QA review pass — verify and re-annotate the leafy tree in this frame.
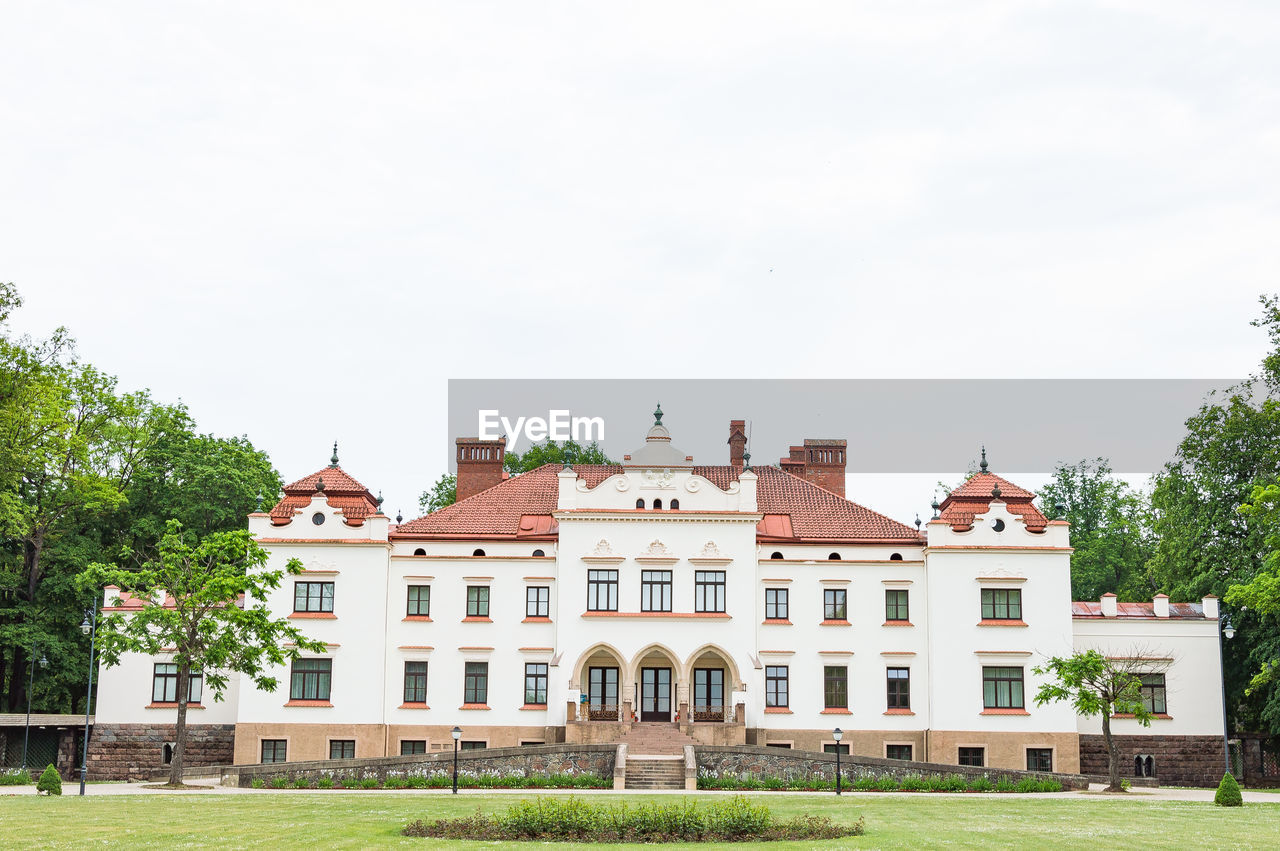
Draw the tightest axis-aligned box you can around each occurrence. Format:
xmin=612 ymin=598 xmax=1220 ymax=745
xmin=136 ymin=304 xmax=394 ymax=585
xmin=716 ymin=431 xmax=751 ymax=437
xmin=1040 ymin=459 xmax=1153 ymax=601
xmin=418 ymin=473 xmax=456 ymax=514
xmin=81 ymin=521 xmax=327 ymax=786
xmin=417 ymin=440 xmax=615 ymax=514
xmin=1033 ymin=649 xmax=1170 ymax=791
xmin=1226 ymin=483 xmax=1280 ymax=713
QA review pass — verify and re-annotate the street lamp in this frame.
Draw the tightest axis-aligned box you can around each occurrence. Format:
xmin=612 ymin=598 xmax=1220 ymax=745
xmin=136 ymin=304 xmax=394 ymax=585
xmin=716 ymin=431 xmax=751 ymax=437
xmin=1219 ymin=611 xmax=1236 ymax=775
xmin=21 ymin=646 xmax=49 ymax=770
xmin=832 ymin=728 xmax=843 ymax=796
xmin=79 ymin=606 xmax=98 ymax=797
xmin=451 ymin=726 xmax=462 ymax=794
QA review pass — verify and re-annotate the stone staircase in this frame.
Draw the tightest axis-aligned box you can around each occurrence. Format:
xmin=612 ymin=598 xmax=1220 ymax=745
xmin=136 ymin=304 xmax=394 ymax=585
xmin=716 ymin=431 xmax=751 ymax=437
xmin=620 ymin=722 xmax=697 ymax=755
xmin=624 ymin=756 xmax=687 ymax=790
xmin=618 ymin=723 xmax=697 ymax=790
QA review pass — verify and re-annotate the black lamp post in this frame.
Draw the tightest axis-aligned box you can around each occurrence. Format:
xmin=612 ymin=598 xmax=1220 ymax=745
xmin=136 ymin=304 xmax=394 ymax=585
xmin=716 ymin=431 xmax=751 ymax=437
xmin=21 ymin=646 xmax=50 ymax=770
xmin=79 ymin=606 xmax=98 ymax=797
xmin=832 ymin=728 xmax=843 ymax=795
xmin=451 ymin=726 xmax=462 ymax=794
xmin=1219 ymin=611 xmax=1236 ymax=774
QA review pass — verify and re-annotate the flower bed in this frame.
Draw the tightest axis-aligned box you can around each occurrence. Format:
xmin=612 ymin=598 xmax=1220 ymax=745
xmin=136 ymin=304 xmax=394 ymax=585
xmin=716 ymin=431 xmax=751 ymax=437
xmin=248 ymin=771 xmax=611 ymax=790
xmin=697 ymin=770 xmax=1062 ymax=793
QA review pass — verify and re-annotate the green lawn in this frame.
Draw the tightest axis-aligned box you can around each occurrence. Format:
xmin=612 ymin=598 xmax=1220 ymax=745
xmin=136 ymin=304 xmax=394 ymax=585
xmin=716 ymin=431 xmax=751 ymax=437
xmin=1 ymin=791 xmax=1278 ymax=849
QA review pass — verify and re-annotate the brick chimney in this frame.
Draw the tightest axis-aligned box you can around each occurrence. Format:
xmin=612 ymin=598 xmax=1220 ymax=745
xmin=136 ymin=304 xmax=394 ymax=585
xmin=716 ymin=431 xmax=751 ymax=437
xmin=455 ymin=437 xmax=506 ymax=502
xmin=728 ymin=420 xmax=747 ymax=471
xmin=778 ymin=439 xmax=847 ymax=497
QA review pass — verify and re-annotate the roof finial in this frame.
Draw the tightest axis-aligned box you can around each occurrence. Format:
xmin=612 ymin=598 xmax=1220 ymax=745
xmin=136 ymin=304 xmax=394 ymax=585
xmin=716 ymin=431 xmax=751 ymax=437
xmin=743 ymin=450 xmax=751 ymax=470
xmin=376 ymin=490 xmax=384 ymax=512
xmin=395 ymin=509 xmax=403 ymax=524
xmin=979 ymin=445 xmax=988 ymax=473
xmin=1054 ymin=502 xmax=1066 ymax=521
xmin=930 ymin=496 xmax=940 ymax=519
xmin=563 ymin=442 xmax=575 ymax=470
xmin=330 ymin=441 xmax=340 ymax=468
xmin=316 ymin=476 xmax=325 ymax=493
xmin=653 ymin=402 xmax=663 ymax=425
xmin=914 ymin=513 xmax=922 ymax=531
xmin=992 ymin=483 xmax=1002 ymax=499
xmin=255 ymin=491 xmax=263 ymax=512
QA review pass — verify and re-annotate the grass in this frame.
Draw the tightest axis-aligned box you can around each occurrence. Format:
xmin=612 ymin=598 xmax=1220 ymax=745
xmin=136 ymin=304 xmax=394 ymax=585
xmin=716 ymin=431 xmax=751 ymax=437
xmin=0 ymin=791 xmax=1278 ymax=848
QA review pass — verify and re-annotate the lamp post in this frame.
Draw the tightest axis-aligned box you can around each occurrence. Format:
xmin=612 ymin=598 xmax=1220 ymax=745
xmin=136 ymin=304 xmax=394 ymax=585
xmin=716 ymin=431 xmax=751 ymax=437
xmin=451 ymin=726 xmax=462 ymax=794
xmin=1219 ymin=612 xmax=1236 ymax=775
xmin=79 ymin=606 xmax=98 ymax=797
xmin=832 ymin=728 xmax=843 ymax=795
xmin=21 ymin=646 xmax=50 ymax=770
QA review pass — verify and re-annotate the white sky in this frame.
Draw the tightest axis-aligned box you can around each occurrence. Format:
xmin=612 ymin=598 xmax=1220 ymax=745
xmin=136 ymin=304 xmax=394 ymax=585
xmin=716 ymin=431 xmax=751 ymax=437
xmin=3 ymin=2 xmax=1278 ymax=525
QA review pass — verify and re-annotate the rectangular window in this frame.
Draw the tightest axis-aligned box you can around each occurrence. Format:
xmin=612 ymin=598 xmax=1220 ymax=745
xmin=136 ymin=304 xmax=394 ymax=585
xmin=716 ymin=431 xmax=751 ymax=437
xmin=981 ymin=588 xmax=1022 ymax=620
xmin=765 ymin=743 xmax=792 ymax=749
xmin=294 ymin=581 xmax=334 ymax=613
xmin=400 ymin=740 xmax=426 ymax=755
xmin=464 ymin=661 xmax=488 ymax=704
xmin=641 ymin=570 xmax=673 ymax=612
xmin=1140 ymin=674 xmax=1167 ymax=714
xmin=695 ymin=571 xmax=726 ymax=613
xmin=260 ymin=739 xmax=287 ymax=763
xmin=885 ymin=589 xmax=909 ymax=622
xmin=329 ymin=740 xmax=355 ymax=760
xmin=525 ymin=586 xmax=550 ymax=618
xmin=290 ymin=658 xmax=332 ymax=701
xmin=525 ymin=662 xmax=548 ymax=705
xmin=460 ymin=741 xmax=486 ymax=750
xmin=151 ymin=663 xmax=202 ymax=703
xmin=403 ymin=661 xmax=428 ymax=703
xmin=886 ymin=744 xmax=913 ymax=761
xmin=1027 ymin=748 xmax=1053 ymax=772
xmin=824 ymin=588 xmax=847 ymax=621
xmin=587 ymin=570 xmax=619 ymax=612
xmin=466 ymin=585 xmax=490 ymax=617
xmin=824 ymin=666 xmax=849 ymax=709
xmin=958 ymin=747 xmax=985 ymax=767
xmin=982 ymin=666 xmax=1025 ymax=709
xmin=764 ymin=587 xmax=788 ymax=620
xmin=823 ymin=743 xmax=850 ymax=755
xmin=887 ymin=667 xmax=911 ymax=710
xmin=765 ymin=665 xmax=789 ymax=708
xmin=407 ymin=585 xmax=430 ymax=616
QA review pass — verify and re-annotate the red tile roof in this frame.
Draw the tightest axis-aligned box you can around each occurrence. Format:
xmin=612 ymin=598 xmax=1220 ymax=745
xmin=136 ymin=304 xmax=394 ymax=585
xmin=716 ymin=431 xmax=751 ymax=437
xmin=395 ymin=464 xmax=921 ymax=543
xmin=1072 ymin=601 xmax=1206 ymax=619
xmin=937 ymin=472 xmax=1047 ymax=532
xmin=270 ymin=465 xmax=380 ymax=527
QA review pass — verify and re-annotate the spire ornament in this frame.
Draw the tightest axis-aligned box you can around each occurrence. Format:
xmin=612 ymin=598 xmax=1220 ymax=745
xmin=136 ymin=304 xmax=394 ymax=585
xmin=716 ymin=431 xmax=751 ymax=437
xmin=914 ymin=514 xmax=922 ymax=531
xmin=255 ymin=491 xmax=263 ymax=512
xmin=743 ymin=450 xmax=751 ymax=470
xmin=979 ymin=445 xmax=989 ymax=473
xmin=330 ymin=441 xmax=339 ymax=468
xmin=930 ymin=496 xmax=940 ymax=519
xmin=653 ymin=402 xmax=663 ymax=425
xmin=992 ymin=484 xmax=1002 ymax=500
xmin=316 ymin=476 xmax=325 ymax=493
xmin=376 ymin=490 xmax=384 ymax=512
xmin=396 ymin=509 xmax=403 ymax=524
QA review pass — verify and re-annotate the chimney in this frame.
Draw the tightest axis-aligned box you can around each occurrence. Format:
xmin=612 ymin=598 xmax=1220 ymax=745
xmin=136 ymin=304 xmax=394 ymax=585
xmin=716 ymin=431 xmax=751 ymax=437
xmin=1202 ymin=594 xmax=1220 ymax=620
xmin=1153 ymin=594 xmax=1170 ymax=618
xmin=455 ymin=437 xmax=506 ymax=502
xmin=728 ymin=420 xmax=747 ymax=471
xmin=777 ymin=439 xmax=849 ymax=497
xmin=1101 ymin=592 xmax=1118 ymax=618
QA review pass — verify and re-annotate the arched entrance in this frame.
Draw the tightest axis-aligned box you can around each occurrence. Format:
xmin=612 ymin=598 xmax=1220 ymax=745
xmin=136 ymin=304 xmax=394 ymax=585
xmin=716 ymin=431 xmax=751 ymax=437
xmin=572 ymin=643 xmax=626 ymax=721
xmin=630 ymin=644 xmax=681 ymax=722
xmin=684 ymin=645 xmax=742 ymax=723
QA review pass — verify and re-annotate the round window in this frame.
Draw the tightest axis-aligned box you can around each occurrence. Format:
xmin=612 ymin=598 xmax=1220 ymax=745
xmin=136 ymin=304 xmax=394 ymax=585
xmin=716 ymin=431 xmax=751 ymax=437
xmin=992 ymin=518 xmax=1005 ymax=532
xmin=311 ymin=512 xmax=325 ymax=526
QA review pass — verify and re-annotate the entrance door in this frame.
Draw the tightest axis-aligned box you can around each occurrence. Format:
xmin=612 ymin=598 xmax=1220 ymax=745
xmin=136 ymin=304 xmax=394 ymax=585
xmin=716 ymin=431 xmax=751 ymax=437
xmin=693 ymin=668 xmax=724 ymax=721
xmin=588 ymin=666 xmax=619 ymax=720
xmin=641 ymin=667 xmax=672 ymax=721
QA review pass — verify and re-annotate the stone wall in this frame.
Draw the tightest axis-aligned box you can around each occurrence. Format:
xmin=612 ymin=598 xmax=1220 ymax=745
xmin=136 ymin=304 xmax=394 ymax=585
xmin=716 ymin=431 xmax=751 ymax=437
xmin=696 ymin=745 xmax=1088 ymax=790
xmin=88 ymin=723 xmax=236 ymax=781
xmin=1079 ymin=734 xmax=1223 ymax=787
xmin=222 ymin=743 xmax=617 ymax=787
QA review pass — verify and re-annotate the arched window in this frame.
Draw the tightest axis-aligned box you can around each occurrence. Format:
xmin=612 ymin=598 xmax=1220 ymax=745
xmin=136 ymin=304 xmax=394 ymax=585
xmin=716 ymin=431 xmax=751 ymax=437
xmin=889 ymin=553 xmax=903 ymax=561
xmin=828 ymin=552 xmax=840 ymax=560
xmin=770 ymin=552 xmax=784 ymax=560
xmin=532 ymin=549 xmax=545 ymax=558
xmin=472 ymin=548 xmax=486 ymax=557
xmin=636 ymin=498 xmax=645 ymax=509
xmin=670 ymin=499 xmax=679 ymax=510
xmin=413 ymin=548 xmax=426 ymax=557
xmin=653 ymin=499 xmax=662 ymax=510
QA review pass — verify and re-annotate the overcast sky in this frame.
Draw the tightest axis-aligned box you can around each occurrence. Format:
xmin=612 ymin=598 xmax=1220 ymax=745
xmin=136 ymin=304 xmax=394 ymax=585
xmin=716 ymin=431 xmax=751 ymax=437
xmin=3 ymin=2 xmax=1278 ymax=525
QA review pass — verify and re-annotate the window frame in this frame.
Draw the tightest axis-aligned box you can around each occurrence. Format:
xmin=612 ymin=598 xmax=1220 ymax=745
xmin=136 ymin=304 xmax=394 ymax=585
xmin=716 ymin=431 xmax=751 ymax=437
xmin=400 ymin=740 xmax=426 ymax=755
xmin=886 ymin=667 xmax=911 ymax=710
xmin=466 ymin=585 xmax=490 ymax=617
xmin=329 ymin=739 xmax=355 ymax=760
xmin=885 ymin=589 xmax=909 ymax=622
xmin=695 ymin=570 xmax=726 ymax=613
xmin=1026 ymin=748 xmax=1053 ymax=772
xmin=823 ymin=665 xmax=849 ymax=710
xmin=765 ymin=665 xmax=789 ymax=708
xmin=407 ymin=585 xmax=431 ymax=617
xmin=982 ymin=666 xmax=1025 ymax=709
xmin=525 ymin=585 xmax=550 ymax=618
xmin=290 ymin=658 xmax=332 ymax=701
xmin=151 ymin=663 xmax=202 ymax=704
xmin=641 ymin=570 xmax=673 ymax=612
xmin=294 ymin=581 xmax=334 ymax=613
xmin=886 ymin=744 xmax=913 ymax=761
xmin=765 ymin=587 xmax=788 ymax=620
xmin=260 ymin=739 xmax=287 ymax=763
xmin=958 ymin=747 xmax=985 ymax=767
xmin=823 ymin=743 xmax=850 ymax=755
xmin=403 ymin=660 xmax=428 ymax=704
xmin=524 ymin=662 xmax=549 ymax=705
xmin=587 ymin=569 xmax=619 ymax=612
xmin=1139 ymin=673 xmax=1167 ymax=714
xmin=464 ymin=661 xmax=489 ymax=705
xmin=981 ymin=588 xmax=1022 ymax=620
xmin=823 ymin=588 xmax=847 ymax=621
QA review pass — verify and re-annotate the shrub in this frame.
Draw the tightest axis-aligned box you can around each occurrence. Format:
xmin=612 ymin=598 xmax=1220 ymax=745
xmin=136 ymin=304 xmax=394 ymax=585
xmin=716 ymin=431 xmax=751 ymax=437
xmin=359 ymin=776 xmax=380 ymax=789
xmin=404 ymin=775 xmax=428 ymax=789
xmin=270 ymin=777 xmax=290 ymax=789
xmin=36 ymin=764 xmax=62 ymax=796
xmin=943 ymin=775 xmax=969 ymax=792
xmin=899 ymin=775 xmax=927 ymax=792
xmin=995 ymin=777 xmax=1017 ymax=792
xmin=317 ymin=776 xmax=334 ymax=789
xmin=249 ymin=778 xmax=265 ymax=789
xmin=853 ymin=776 xmax=878 ymax=791
xmin=0 ymin=769 xmax=33 ymax=786
xmin=293 ymin=777 xmax=311 ymax=789
xmin=384 ymin=776 xmax=407 ymax=789
xmin=1215 ymin=773 xmax=1243 ymax=807
xmin=968 ymin=776 xmax=994 ymax=792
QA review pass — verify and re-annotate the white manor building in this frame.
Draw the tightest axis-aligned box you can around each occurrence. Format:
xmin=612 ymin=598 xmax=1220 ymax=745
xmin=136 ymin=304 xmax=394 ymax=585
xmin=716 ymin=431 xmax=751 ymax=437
xmin=90 ymin=411 xmax=1227 ymax=784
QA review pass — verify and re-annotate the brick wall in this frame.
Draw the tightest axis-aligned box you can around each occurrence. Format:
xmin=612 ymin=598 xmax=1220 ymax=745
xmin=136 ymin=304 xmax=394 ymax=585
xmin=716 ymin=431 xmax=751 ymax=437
xmin=88 ymin=723 xmax=236 ymax=781
xmin=1079 ymin=734 xmax=1223 ymax=787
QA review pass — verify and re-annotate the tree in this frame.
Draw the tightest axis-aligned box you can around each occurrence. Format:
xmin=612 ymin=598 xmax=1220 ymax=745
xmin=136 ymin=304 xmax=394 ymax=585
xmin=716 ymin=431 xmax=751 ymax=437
xmin=1040 ymin=459 xmax=1153 ymax=601
xmin=1215 ymin=772 xmax=1243 ymax=806
xmin=1226 ymin=483 xmax=1280 ymax=713
xmin=36 ymin=763 xmax=61 ymax=795
xmin=80 ymin=521 xmax=327 ymax=786
xmin=417 ymin=440 xmax=616 ymax=514
xmin=418 ymin=473 xmax=456 ymax=514
xmin=1033 ymin=649 xmax=1171 ymax=791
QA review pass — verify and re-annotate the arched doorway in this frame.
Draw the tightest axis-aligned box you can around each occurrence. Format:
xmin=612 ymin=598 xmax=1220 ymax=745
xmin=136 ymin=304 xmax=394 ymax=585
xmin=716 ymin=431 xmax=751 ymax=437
xmin=572 ymin=643 xmax=626 ymax=721
xmin=684 ymin=646 xmax=743 ymax=723
xmin=631 ymin=644 xmax=681 ymax=722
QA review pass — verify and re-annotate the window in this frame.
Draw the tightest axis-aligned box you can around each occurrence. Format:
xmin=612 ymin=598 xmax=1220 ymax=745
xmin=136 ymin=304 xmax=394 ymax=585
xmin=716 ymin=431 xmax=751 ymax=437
xmin=532 ymin=549 xmax=545 ymax=557
xmin=526 ymin=586 xmax=550 ymax=618
xmin=823 ymin=743 xmax=850 ymax=755
xmin=1139 ymin=674 xmax=1167 ymax=714
xmin=823 ymin=588 xmax=847 ymax=621
xmin=770 ymin=552 xmax=783 ymax=560
xmin=472 ymin=548 xmax=486 ymax=557
xmin=464 ymin=661 xmax=488 ymax=704
xmin=413 ymin=547 xmax=426 ymax=556
xmin=653 ymin=498 xmax=662 ymax=509
xmin=670 ymin=499 xmax=679 ymax=510
xmin=828 ymin=552 xmax=841 ymax=560
xmin=958 ymin=747 xmax=985 ymax=767
xmin=587 ymin=570 xmax=619 ymax=611
xmin=766 ymin=743 xmax=792 ymax=749
xmin=887 ymin=667 xmax=911 ymax=709
xmin=636 ymin=498 xmax=645 ymax=509
xmin=992 ymin=518 xmax=1006 ymax=533
xmin=311 ymin=512 xmax=325 ymax=525
xmin=294 ymin=581 xmax=334 ymax=613
xmin=981 ymin=588 xmax=1022 ymax=620
xmin=1027 ymin=748 xmax=1053 ymax=772
xmin=889 ymin=552 xmax=903 ymax=561
xmin=407 ymin=585 xmax=430 ymax=616
xmin=151 ymin=663 xmax=202 ymax=704
xmin=765 ymin=588 xmax=788 ymax=620
xmin=886 ymin=744 xmax=913 ymax=761
xmin=641 ymin=571 xmax=672 ymax=612
xmin=329 ymin=740 xmax=355 ymax=760
xmin=400 ymin=740 xmax=426 ymax=755
xmin=885 ymin=589 xmax=909 ymax=622
xmin=290 ymin=658 xmax=332 ymax=701
xmin=403 ymin=661 xmax=428 ymax=703
xmin=824 ymin=666 xmax=848 ymax=709
xmin=588 ymin=666 xmax=619 ymax=711
xmin=460 ymin=741 xmax=486 ymax=750
xmin=695 ymin=571 xmax=726 ymax=613
xmin=982 ymin=666 xmax=1025 ymax=709
xmin=261 ymin=739 xmax=287 ymax=763
xmin=766 ymin=665 xmax=789 ymax=708
xmin=525 ymin=662 xmax=548 ymax=705
xmin=466 ymin=585 xmax=490 ymax=617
